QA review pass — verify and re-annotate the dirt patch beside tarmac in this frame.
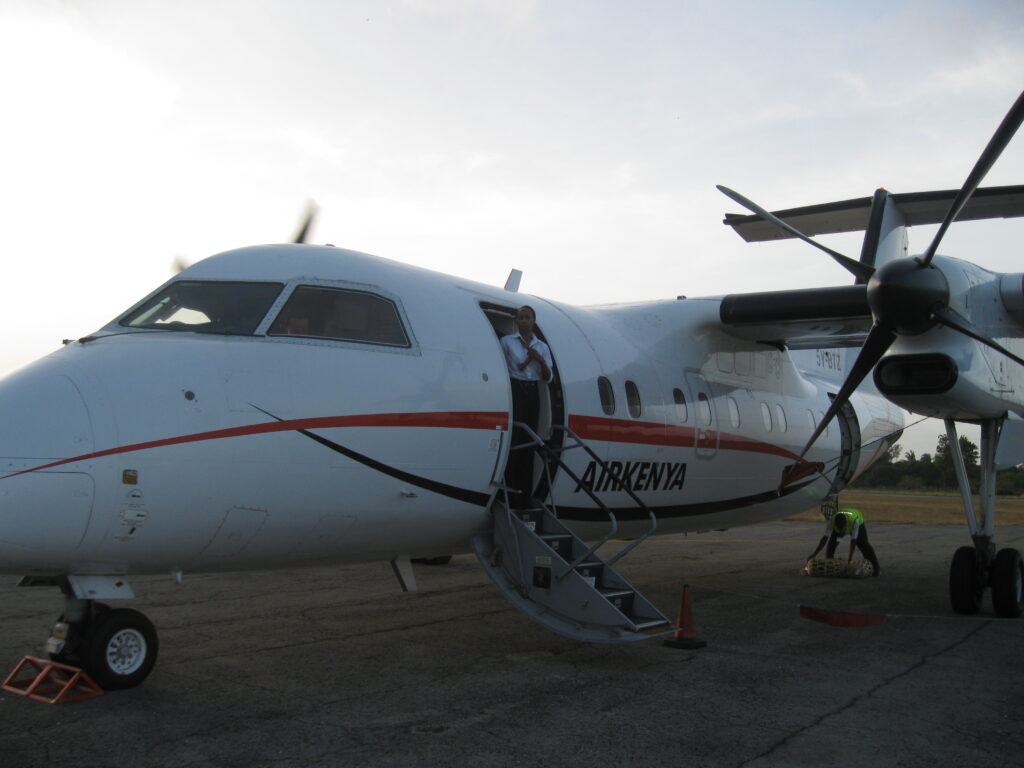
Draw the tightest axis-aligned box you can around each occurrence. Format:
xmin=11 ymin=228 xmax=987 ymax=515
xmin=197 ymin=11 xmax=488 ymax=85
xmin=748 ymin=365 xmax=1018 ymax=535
xmin=786 ymin=488 xmax=1024 ymax=525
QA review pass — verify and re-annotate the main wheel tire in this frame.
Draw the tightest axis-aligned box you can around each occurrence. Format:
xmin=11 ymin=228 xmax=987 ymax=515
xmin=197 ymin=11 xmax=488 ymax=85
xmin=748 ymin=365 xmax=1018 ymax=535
xmin=950 ymin=546 xmax=983 ymax=615
xmin=82 ymin=608 xmax=159 ymax=690
xmin=992 ymin=548 xmax=1024 ymax=619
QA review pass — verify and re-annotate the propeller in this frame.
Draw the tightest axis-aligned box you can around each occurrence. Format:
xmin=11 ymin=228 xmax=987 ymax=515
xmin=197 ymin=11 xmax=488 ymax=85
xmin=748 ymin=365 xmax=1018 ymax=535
xmin=291 ymin=200 xmax=319 ymax=244
xmin=170 ymin=201 xmax=321 ymax=273
xmin=720 ymin=89 xmax=1024 ymax=467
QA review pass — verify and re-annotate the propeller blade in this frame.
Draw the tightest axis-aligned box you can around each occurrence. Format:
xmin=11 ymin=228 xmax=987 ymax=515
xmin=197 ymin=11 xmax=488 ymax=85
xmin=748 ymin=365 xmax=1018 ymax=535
xmin=932 ymin=305 xmax=1024 ymax=368
xmin=291 ymin=201 xmax=319 ymax=244
xmin=921 ymin=89 xmax=1024 ymax=266
xmin=716 ymin=186 xmax=875 ymax=282
xmin=798 ymin=324 xmax=896 ymax=459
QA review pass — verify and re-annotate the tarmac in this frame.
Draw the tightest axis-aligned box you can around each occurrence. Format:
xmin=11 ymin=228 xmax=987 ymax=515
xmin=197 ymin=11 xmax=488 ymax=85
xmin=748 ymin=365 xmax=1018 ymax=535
xmin=1 ymin=521 xmax=1022 ymax=768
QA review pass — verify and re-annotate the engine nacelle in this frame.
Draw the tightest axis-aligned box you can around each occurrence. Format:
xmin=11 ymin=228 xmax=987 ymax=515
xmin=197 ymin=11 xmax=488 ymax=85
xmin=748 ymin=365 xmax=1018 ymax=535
xmin=874 ymin=351 xmax=1016 ymax=420
xmin=1000 ymin=273 xmax=1024 ymax=324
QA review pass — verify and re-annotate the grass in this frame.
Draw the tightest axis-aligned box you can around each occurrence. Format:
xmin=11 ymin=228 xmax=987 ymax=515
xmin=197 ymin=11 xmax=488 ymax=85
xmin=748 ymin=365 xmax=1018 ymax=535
xmin=785 ymin=489 xmax=1024 ymax=525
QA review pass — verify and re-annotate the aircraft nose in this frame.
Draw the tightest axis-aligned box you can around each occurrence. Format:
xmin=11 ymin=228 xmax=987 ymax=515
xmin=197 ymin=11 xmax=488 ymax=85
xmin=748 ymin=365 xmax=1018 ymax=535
xmin=0 ymin=373 xmax=96 ymax=570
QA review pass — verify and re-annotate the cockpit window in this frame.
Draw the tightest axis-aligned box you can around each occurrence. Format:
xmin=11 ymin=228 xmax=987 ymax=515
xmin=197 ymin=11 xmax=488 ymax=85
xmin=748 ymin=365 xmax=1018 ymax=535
xmin=120 ymin=281 xmax=284 ymax=335
xmin=268 ymin=286 xmax=410 ymax=347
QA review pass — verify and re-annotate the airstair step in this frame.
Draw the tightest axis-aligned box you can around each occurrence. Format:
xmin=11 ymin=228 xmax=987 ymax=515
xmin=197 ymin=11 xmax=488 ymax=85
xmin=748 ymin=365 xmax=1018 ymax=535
xmin=514 ymin=509 xmax=543 ymax=532
xmin=478 ymin=445 xmax=673 ymax=643
xmin=575 ymin=562 xmax=603 ymax=587
xmin=600 ymin=588 xmax=635 ymax=614
xmin=541 ymin=534 xmax=573 ymax=559
xmin=599 ymin=588 xmax=633 ymax=599
xmin=632 ymin=618 xmax=671 ymax=632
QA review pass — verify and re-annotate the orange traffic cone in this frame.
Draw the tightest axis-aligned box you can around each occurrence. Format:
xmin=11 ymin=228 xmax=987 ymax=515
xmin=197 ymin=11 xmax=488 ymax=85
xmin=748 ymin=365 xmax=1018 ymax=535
xmin=663 ymin=584 xmax=707 ymax=649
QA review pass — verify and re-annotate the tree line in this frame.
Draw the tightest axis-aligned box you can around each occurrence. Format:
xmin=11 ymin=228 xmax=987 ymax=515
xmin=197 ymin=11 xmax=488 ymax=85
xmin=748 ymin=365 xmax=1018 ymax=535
xmin=853 ymin=434 xmax=1024 ymax=495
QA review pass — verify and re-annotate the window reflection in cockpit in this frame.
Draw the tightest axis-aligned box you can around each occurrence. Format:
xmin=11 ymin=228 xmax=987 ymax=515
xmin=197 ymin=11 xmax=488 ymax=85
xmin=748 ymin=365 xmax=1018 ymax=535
xmin=120 ymin=281 xmax=284 ymax=335
xmin=268 ymin=286 xmax=409 ymax=347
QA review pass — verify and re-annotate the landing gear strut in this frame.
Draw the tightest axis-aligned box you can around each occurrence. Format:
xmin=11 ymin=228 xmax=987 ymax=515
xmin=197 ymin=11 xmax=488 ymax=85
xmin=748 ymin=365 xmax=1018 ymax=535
xmin=946 ymin=418 xmax=1024 ymax=619
xmin=45 ymin=581 xmax=158 ymax=689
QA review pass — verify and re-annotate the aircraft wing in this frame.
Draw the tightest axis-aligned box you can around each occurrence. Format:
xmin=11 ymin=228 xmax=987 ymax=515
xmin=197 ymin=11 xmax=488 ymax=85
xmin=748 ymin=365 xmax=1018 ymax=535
xmin=717 ymin=284 xmax=871 ymax=350
xmin=723 ymin=184 xmax=1024 ymax=242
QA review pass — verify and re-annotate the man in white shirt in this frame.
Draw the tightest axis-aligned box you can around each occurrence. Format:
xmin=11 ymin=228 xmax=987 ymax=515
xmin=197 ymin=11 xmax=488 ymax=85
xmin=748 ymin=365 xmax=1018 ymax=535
xmin=501 ymin=305 xmax=553 ymax=508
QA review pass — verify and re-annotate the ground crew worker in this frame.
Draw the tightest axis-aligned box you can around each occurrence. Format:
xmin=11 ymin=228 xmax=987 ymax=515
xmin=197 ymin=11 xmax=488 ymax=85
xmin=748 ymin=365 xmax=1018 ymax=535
xmin=806 ymin=507 xmax=881 ymax=576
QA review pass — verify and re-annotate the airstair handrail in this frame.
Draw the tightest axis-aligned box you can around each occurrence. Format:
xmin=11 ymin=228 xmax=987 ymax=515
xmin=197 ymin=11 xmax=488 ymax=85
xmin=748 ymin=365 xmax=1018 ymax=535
xmin=510 ymin=421 xmax=619 ymax=577
xmin=549 ymin=424 xmax=658 ymax=567
xmin=509 ymin=421 xmax=660 ymax=574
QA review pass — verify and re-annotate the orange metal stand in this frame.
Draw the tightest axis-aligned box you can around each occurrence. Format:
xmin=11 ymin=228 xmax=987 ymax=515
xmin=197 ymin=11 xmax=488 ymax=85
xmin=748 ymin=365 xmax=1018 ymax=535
xmin=2 ymin=656 xmax=103 ymax=704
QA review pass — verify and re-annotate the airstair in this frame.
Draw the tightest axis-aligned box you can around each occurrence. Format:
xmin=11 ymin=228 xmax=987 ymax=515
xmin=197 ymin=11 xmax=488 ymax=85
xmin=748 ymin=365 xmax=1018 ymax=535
xmin=473 ymin=423 xmax=672 ymax=642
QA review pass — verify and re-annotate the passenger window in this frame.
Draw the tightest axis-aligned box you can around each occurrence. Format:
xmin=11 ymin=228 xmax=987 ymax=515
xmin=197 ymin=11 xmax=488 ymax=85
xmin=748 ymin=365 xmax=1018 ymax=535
xmin=625 ymin=380 xmax=642 ymax=418
xmin=761 ymin=402 xmax=772 ymax=431
xmin=598 ymin=377 xmax=615 ymax=416
xmin=727 ymin=397 xmax=740 ymax=428
xmin=120 ymin=281 xmax=284 ymax=335
xmin=698 ymin=393 xmax=712 ymax=425
xmin=775 ymin=404 xmax=788 ymax=433
xmin=672 ymin=388 xmax=688 ymax=422
xmin=269 ymin=286 xmax=409 ymax=347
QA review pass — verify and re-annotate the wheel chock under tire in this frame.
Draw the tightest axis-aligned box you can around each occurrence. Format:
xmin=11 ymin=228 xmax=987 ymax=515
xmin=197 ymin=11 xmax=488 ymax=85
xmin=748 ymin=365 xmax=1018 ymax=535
xmin=1 ymin=656 xmax=103 ymax=704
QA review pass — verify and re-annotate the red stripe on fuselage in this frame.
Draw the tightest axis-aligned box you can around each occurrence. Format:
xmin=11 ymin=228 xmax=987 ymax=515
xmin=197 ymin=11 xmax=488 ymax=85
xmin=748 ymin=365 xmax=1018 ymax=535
xmin=1 ymin=411 xmax=509 ymax=479
xmin=568 ymin=414 xmax=799 ymax=461
xmin=4 ymin=410 xmax=802 ymax=481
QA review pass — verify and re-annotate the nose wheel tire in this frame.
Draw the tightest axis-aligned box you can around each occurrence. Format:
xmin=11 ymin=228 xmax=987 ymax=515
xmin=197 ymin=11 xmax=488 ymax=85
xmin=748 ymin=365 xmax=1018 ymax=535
xmin=82 ymin=608 xmax=159 ymax=689
xmin=949 ymin=546 xmax=983 ymax=615
xmin=992 ymin=548 xmax=1024 ymax=618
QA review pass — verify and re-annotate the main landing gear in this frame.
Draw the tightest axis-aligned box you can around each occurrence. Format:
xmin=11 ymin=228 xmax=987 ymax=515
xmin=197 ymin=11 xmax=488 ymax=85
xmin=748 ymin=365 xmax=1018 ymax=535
xmin=44 ymin=578 xmax=158 ymax=690
xmin=946 ymin=418 xmax=1024 ymax=619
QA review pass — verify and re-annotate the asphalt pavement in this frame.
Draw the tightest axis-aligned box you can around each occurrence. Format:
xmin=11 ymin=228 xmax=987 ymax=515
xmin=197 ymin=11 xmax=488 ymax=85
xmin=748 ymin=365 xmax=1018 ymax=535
xmin=1 ymin=521 xmax=1022 ymax=767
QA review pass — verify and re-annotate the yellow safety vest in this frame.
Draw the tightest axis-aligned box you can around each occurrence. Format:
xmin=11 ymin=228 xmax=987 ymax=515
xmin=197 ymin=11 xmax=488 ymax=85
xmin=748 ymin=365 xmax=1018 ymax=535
xmin=832 ymin=508 xmax=864 ymax=537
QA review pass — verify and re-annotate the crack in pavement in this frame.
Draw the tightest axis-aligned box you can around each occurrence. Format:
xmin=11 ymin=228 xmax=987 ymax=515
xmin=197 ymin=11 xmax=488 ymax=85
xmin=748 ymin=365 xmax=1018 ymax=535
xmin=736 ymin=619 xmax=994 ymax=767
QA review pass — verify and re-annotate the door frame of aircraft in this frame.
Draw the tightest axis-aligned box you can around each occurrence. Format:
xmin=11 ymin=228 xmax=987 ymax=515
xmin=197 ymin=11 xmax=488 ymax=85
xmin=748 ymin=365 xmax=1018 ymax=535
xmin=827 ymin=393 xmax=862 ymax=496
xmin=479 ymin=302 xmax=567 ymax=502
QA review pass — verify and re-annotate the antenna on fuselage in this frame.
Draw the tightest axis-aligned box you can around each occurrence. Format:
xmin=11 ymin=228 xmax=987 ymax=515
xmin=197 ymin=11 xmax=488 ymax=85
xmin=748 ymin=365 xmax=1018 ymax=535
xmin=504 ymin=269 xmax=523 ymax=292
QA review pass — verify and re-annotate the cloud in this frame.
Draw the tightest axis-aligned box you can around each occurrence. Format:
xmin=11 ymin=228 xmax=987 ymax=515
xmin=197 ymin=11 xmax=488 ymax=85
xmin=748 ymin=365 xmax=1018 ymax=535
xmin=401 ymin=0 xmax=540 ymax=25
xmin=934 ymin=46 xmax=1024 ymax=96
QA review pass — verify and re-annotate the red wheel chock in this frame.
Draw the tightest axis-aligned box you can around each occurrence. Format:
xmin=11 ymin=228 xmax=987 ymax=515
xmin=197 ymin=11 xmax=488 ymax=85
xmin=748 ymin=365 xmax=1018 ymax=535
xmin=2 ymin=656 xmax=103 ymax=704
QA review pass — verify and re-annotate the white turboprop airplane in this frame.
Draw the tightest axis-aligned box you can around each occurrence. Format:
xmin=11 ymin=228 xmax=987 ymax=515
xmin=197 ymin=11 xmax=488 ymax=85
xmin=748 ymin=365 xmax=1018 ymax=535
xmin=1 ymin=92 xmax=1022 ymax=691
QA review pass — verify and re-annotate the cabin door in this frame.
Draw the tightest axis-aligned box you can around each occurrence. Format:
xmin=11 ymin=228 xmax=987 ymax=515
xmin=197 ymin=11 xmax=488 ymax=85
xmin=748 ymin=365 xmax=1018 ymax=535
xmin=479 ymin=303 xmax=566 ymax=503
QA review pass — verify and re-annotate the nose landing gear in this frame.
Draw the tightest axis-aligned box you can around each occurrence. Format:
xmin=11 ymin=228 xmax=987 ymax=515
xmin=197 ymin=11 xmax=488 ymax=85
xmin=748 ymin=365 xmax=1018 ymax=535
xmin=45 ymin=581 xmax=159 ymax=690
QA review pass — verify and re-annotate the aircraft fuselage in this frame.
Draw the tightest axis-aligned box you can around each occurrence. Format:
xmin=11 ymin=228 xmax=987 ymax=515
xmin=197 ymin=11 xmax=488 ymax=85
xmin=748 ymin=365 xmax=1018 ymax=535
xmin=0 ymin=245 xmax=902 ymax=579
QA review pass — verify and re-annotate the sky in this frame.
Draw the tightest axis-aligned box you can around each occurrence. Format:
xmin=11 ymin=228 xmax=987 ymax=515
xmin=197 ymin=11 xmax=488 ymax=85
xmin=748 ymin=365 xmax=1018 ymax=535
xmin=1 ymin=0 xmax=1022 ymax=457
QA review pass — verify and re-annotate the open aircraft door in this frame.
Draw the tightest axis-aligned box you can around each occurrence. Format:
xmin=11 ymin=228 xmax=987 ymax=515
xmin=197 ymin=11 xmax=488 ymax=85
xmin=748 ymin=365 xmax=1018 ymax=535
xmin=479 ymin=303 xmax=566 ymax=500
